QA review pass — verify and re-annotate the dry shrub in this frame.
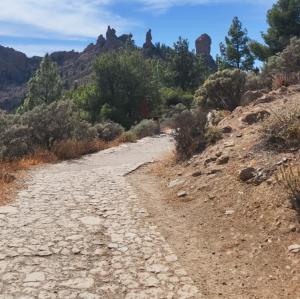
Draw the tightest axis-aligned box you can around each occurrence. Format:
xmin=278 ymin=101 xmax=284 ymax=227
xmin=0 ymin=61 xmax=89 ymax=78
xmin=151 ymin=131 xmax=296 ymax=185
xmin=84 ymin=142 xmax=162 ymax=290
xmin=52 ymin=139 xmax=107 ymax=160
xmin=276 ymin=165 xmax=300 ymax=212
xmin=173 ymin=109 xmax=207 ymax=161
xmin=272 ymin=73 xmax=300 ymax=89
xmin=117 ymin=131 xmax=137 ymax=143
xmin=262 ymin=105 xmax=300 ymax=150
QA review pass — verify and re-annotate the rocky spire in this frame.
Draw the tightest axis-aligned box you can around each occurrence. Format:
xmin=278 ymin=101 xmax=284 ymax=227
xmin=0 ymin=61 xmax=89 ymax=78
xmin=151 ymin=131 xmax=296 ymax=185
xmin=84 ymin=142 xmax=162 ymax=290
xmin=143 ymin=29 xmax=154 ymax=49
xmin=195 ymin=34 xmax=212 ymax=55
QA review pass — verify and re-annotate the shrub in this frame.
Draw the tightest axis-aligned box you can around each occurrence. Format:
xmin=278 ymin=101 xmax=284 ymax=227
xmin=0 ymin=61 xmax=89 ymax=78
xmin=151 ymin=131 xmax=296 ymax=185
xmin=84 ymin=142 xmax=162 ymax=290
xmin=262 ymin=105 xmax=300 ymax=150
xmin=21 ymin=101 xmax=96 ymax=149
xmin=194 ymin=69 xmax=246 ymax=111
xmin=205 ymin=126 xmax=222 ymax=145
xmin=0 ymin=125 xmax=32 ymax=160
xmin=264 ymin=37 xmax=300 ymax=76
xmin=160 ymin=87 xmax=194 ymax=108
xmin=173 ymin=108 xmax=207 ymax=160
xmin=131 ymin=119 xmax=160 ymax=139
xmin=52 ymin=139 xmax=106 ymax=160
xmin=94 ymin=122 xmax=124 ymax=141
xmin=245 ymin=72 xmax=272 ymax=92
xmin=276 ymin=165 xmax=300 ymax=212
xmin=118 ymin=131 xmax=137 ymax=143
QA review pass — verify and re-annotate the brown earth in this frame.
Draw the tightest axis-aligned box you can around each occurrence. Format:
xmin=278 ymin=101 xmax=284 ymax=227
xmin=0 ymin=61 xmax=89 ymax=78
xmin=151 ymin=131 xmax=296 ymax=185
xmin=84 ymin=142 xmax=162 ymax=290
xmin=128 ymin=87 xmax=300 ymax=299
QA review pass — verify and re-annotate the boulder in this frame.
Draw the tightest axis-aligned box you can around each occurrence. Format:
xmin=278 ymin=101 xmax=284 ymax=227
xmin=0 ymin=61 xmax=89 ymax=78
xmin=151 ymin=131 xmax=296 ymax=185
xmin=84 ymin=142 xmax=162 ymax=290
xmin=242 ymin=110 xmax=270 ymax=125
xmin=239 ymin=167 xmax=256 ymax=182
xmin=216 ymin=155 xmax=229 ymax=165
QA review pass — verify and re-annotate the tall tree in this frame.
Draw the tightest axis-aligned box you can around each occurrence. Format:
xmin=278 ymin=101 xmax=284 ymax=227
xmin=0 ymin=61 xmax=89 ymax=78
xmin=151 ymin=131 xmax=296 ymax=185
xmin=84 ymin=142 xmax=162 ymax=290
xmin=170 ymin=37 xmax=195 ymax=91
xmin=219 ymin=17 xmax=254 ymax=71
xmin=251 ymin=0 xmax=300 ymax=60
xmin=21 ymin=54 xmax=62 ymax=111
xmin=92 ymin=50 xmax=160 ymax=128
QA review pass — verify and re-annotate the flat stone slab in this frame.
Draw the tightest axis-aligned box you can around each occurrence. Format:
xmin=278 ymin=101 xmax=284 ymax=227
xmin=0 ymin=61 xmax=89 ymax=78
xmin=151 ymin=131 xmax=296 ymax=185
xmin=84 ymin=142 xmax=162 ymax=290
xmin=79 ymin=216 xmax=102 ymax=226
xmin=0 ymin=206 xmax=18 ymax=214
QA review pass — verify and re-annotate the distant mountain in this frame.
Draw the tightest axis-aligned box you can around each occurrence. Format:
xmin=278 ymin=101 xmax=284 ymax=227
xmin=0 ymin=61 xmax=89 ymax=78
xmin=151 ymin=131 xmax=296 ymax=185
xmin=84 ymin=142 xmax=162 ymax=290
xmin=0 ymin=26 xmax=134 ymax=111
xmin=0 ymin=26 xmax=216 ymax=111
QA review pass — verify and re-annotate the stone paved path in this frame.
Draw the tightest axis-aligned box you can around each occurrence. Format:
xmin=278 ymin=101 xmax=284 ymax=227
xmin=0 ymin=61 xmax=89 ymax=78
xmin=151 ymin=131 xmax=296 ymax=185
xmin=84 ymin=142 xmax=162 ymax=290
xmin=0 ymin=136 xmax=201 ymax=299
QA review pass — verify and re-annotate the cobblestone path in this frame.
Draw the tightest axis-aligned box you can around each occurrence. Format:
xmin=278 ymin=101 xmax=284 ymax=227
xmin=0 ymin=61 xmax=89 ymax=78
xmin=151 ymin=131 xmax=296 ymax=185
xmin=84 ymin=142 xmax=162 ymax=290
xmin=0 ymin=136 xmax=201 ymax=299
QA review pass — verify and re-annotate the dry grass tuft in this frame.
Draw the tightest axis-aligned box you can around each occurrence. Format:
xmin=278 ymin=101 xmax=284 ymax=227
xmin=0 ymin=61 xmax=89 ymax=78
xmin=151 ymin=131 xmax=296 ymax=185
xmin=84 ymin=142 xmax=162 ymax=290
xmin=262 ymin=104 xmax=300 ymax=150
xmin=276 ymin=165 xmax=300 ymax=212
xmin=52 ymin=139 xmax=108 ymax=160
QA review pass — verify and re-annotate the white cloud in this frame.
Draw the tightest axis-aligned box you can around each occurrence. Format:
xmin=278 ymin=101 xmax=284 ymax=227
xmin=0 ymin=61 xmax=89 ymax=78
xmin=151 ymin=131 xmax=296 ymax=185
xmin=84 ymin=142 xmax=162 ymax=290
xmin=0 ymin=0 xmax=133 ymax=39
xmin=3 ymin=43 xmax=84 ymax=57
xmin=135 ymin=0 xmax=274 ymax=13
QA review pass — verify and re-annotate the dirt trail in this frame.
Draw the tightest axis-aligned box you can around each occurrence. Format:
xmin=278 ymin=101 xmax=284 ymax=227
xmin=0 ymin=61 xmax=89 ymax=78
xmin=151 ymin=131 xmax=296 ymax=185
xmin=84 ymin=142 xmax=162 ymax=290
xmin=0 ymin=136 xmax=202 ymax=299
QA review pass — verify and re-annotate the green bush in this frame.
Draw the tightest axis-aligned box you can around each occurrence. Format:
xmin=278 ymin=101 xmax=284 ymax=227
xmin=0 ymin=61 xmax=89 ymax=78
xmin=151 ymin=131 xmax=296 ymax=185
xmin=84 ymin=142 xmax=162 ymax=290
xmin=173 ymin=108 xmax=207 ymax=160
xmin=263 ymin=37 xmax=300 ymax=87
xmin=205 ymin=126 xmax=222 ymax=145
xmin=131 ymin=119 xmax=160 ymax=139
xmin=194 ymin=69 xmax=246 ymax=111
xmin=21 ymin=101 xmax=96 ymax=149
xmin=94 ymin=122 xmax=124 ymax=141
xmin=160 ymin=87 xmax=194 ymax=108
xmin=0 ymin=125 xmax=32 ymax=160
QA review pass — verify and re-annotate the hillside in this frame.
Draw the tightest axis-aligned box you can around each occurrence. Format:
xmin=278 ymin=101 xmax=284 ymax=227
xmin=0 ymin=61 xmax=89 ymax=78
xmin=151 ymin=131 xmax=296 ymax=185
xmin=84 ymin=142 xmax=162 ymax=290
xmin=129 ymin=86 xmax=300 ymax=298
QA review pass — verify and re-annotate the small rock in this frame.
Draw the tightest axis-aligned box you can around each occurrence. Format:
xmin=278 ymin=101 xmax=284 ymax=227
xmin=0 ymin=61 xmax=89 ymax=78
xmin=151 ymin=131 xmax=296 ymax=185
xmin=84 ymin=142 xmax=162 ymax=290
xmin=205 ymin=157 xmax=217 ymax=164
xmin=222 ymin=126 xmax=232 ymax=133
xmin=208 ymin=168 xmax=222 ymax=175
xmin=192 ymin=171 xmax=202 ymax=177
xmin=239 ymin=167 xmax=256 ymax=182
xmin=225 ymin=209 xmax=235 ymax=215
xmin=236 ymin=132 xmax=243 ymax=138
xmin=177 ymin=191 xmax=188 ymax=198
xmin=276 ymin=157 xmax=289 ymax=166
xmin=216 ymin=156 xmax=229 ymax=165
xmin=224 ymin=141 xmax=235 ymax=148
xmin=215 ymin=151 xmax=222 ymax=157
xmin=168 ymin=178 xmax=186 ymax=188
xmin=288 ymin=244 xmax=300 ymax=253
xmin=242 ymin=110 xmax=270 ymax=125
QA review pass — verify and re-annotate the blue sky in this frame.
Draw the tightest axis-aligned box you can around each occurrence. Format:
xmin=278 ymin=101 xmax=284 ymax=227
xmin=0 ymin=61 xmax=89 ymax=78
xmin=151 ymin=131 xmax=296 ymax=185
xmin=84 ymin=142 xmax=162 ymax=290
xmin=0 ymin=0 xmax=276 ymax=58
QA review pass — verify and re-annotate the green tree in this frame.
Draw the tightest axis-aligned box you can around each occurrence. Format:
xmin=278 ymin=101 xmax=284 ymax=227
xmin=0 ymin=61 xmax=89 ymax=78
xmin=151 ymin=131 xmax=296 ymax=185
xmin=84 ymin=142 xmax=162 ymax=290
xmin=169 ymin=37 xmax=195 ymax=91
xmin=219 ymin=17 xmax=254 ymax=71
xmin=92 ymin=50 xmax=160 ymax=128
xmin=20 ymin=54 xmax=62 ymax=111
xmin=251 ymin=0 xmax=300 ymax=60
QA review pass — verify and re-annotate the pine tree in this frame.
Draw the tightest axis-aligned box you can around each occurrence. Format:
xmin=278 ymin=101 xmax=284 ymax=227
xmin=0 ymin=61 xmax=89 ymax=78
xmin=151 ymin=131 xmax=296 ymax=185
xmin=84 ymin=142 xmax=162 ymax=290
xmin=22 ymin=54 xmax=62 ymax=111
xmin=219 ymin=17 xmax=254 ymax=71
xmin=251 ymin=0 xmax=300 ymax=60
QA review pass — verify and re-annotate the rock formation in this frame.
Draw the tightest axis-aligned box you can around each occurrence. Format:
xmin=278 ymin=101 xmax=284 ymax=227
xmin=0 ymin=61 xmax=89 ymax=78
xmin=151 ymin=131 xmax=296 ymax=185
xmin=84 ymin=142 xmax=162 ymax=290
xmin=143 ymin=29 xmax=154 ymax=49
xmin=195 ymin=33 xmax=217 ymax=71
xmin=195 ymin=34 xmax=211 ymax=55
